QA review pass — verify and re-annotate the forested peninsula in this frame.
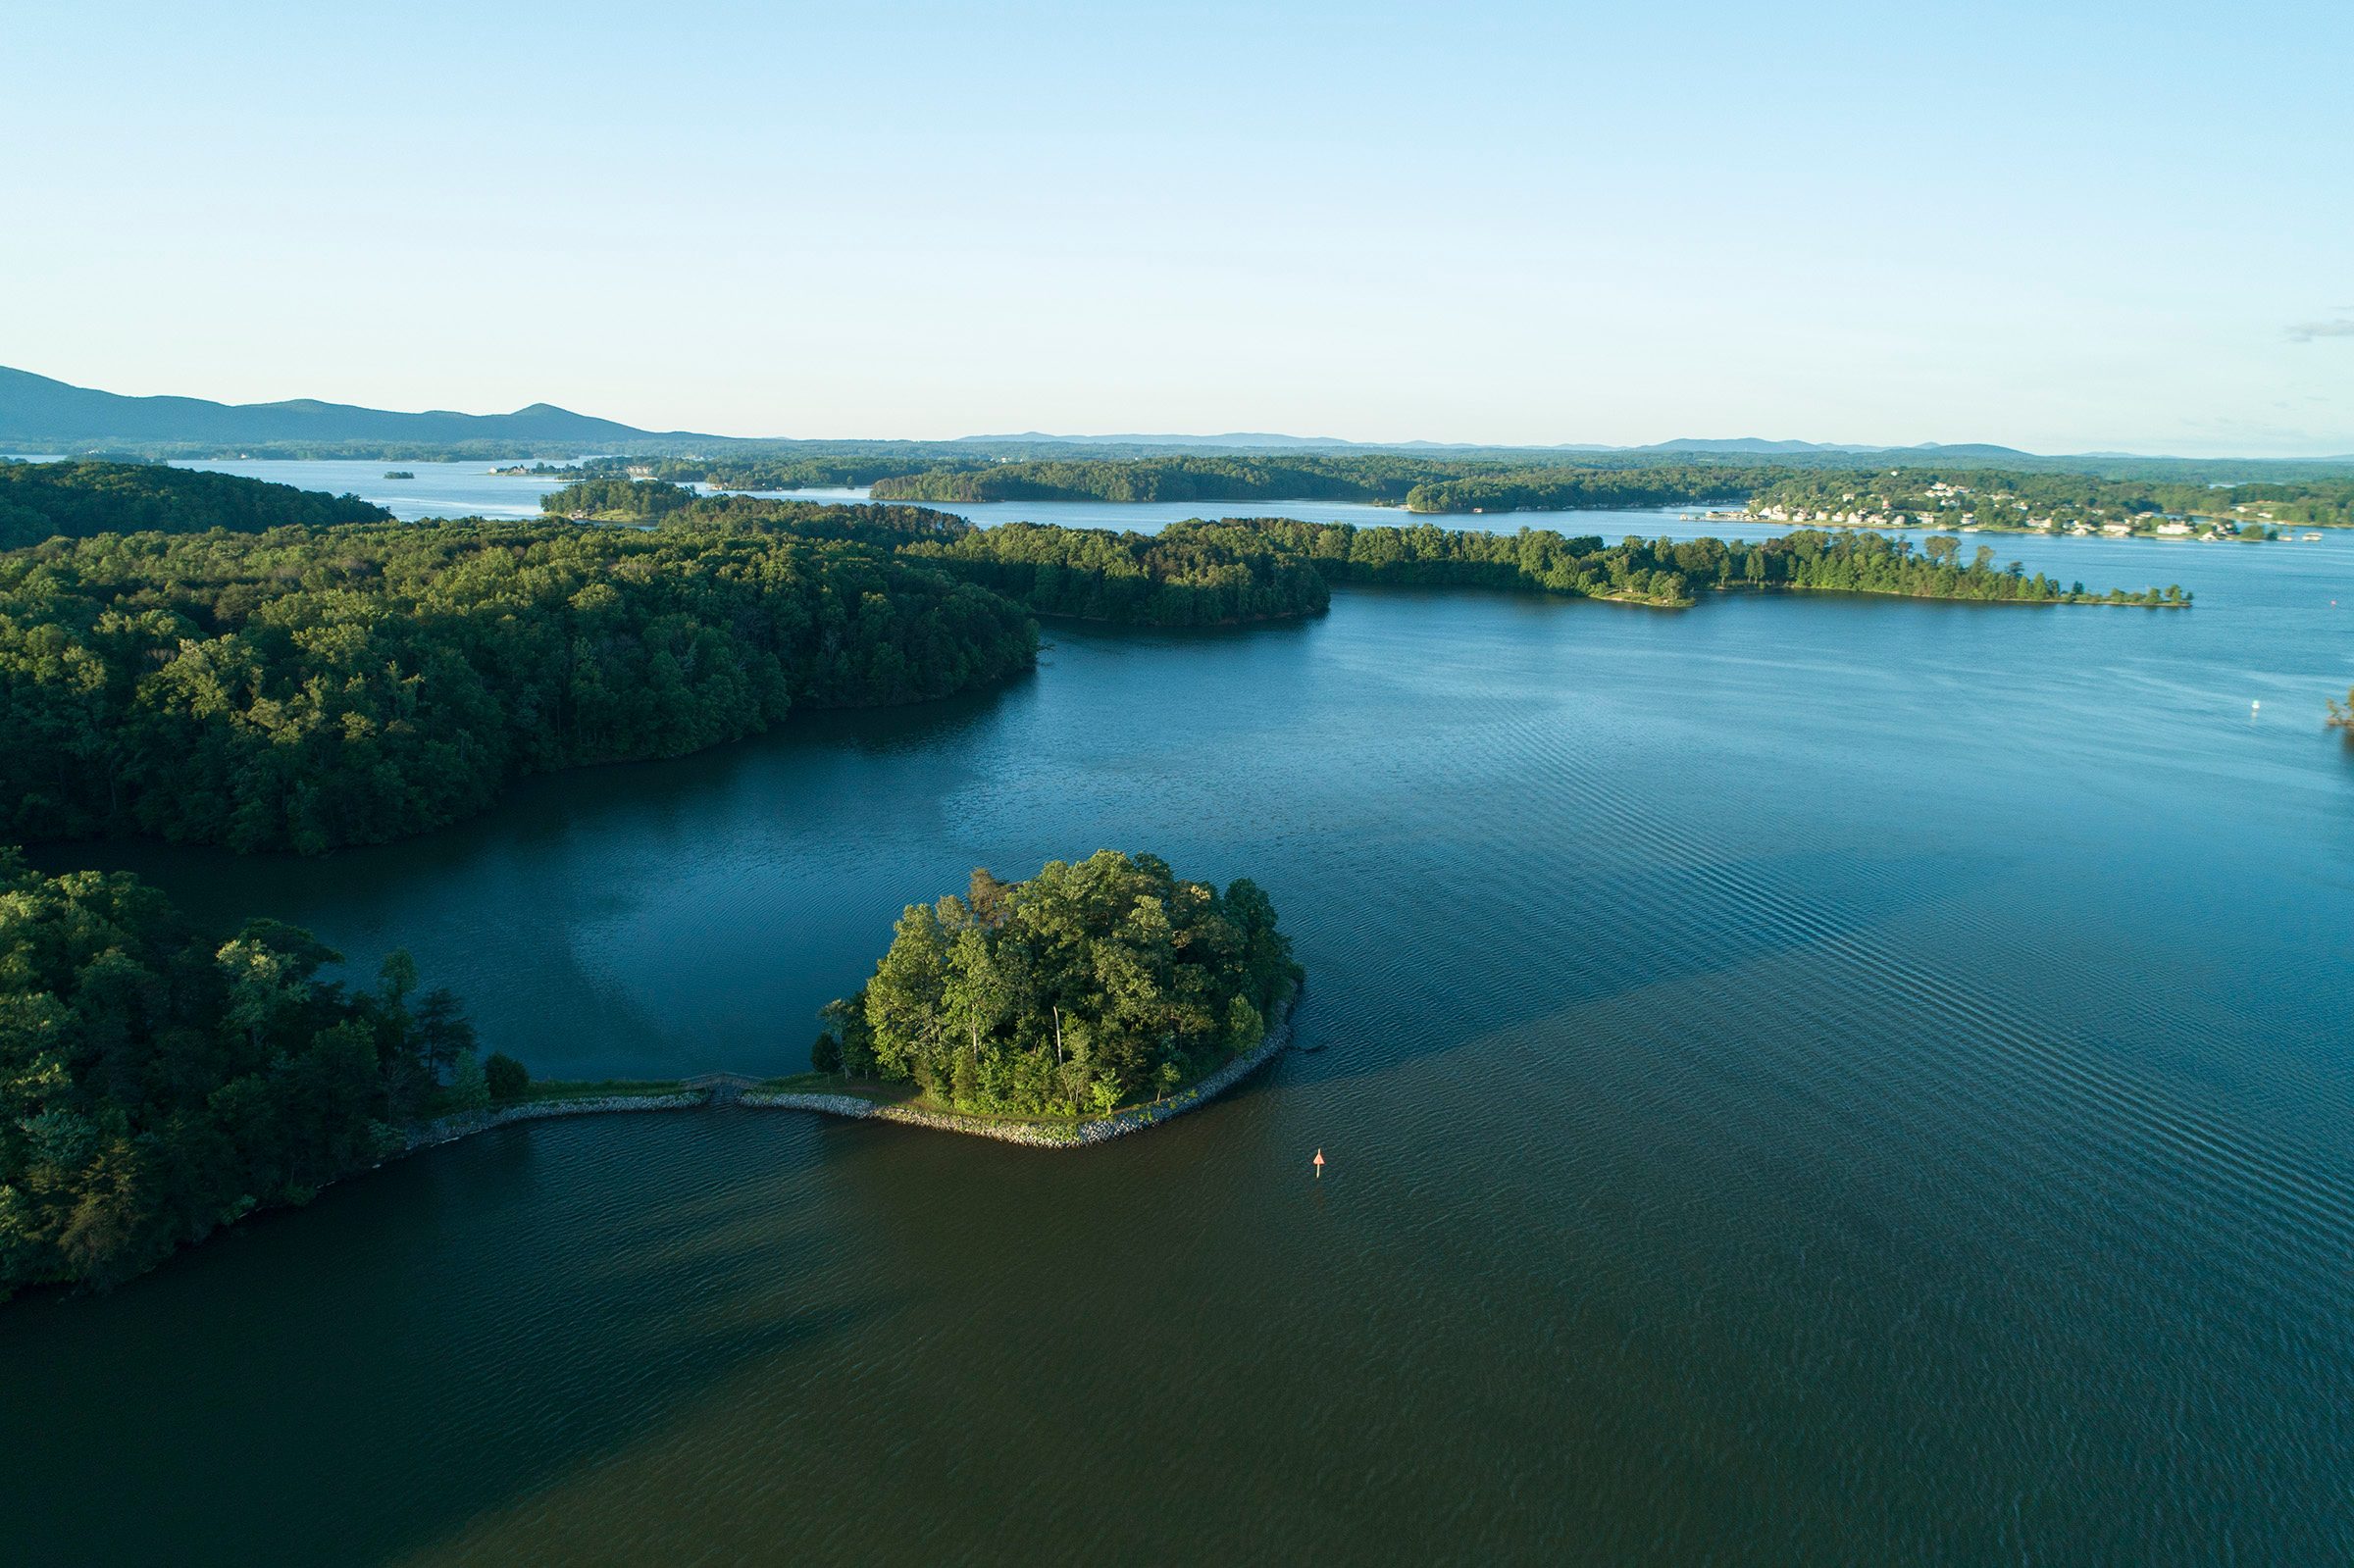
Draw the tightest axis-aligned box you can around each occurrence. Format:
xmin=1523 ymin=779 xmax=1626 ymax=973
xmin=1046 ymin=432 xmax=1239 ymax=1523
xmin=1 ymin=509 xmax=1037 ymax=853
xmin=1 ymin=466 xmax=2184 ymax=858
xmin=0 ymin=851 xmax=486 ymax=1296
xmin=1 ymin=458 xmax=387 ymax=547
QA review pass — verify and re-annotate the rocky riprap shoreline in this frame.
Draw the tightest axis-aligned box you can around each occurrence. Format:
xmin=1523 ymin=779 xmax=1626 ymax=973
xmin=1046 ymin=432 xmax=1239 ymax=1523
xmin=398 ymin=1090 xmax=706 ymax=1156
xmin=391 ymin=983 xmax=1303 ymax=1157
xmin=741 ymin=984 xmax=1301 ymax=1147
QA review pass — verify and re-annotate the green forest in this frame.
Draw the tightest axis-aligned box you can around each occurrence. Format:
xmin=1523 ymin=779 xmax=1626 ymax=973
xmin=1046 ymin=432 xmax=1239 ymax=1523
xmin=1397 ymin=466 xmax=1775 ymax=514
xmin=872 ymin=454 xmax=1455 ymax=504
xmin=536 ymin=452 xmax=2354 ymax=530
xmin=0 ymin=465 xmax=2185 ymax=861
xmin=865 ymin=454 xmax=1791 ymax=511
xmin=0 ymin=851 xmax=481 ymax=1296
xmin=1747 ymin=469 xmax=2354 ymax=534
xmin=1173 ymin=520 xmax=2186 ymax=608
xmin=904 ymin=521 xmax=1331 ymax=625
xmin=1 ymin=459 xmax=388 ymax=548
xmin=542 ymin=480 xmax=1330 ymax=625
xmin=540 ymin=478 xmax=974 ymax=544
xmin=823 ymin=851 xmax=1300 ymax=1119
xmin=0 ymin=516 xmax=1038 ymax=853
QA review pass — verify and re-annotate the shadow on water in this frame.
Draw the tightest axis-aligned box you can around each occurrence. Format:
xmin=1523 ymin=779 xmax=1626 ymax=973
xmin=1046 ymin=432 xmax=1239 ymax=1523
xmin=0 ymin=1113 xmax=906 ymax=1568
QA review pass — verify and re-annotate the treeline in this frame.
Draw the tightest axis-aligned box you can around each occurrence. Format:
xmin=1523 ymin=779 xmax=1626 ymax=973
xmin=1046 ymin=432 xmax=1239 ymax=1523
xmin=542 ymin=480 xmax=1325 ymax=625
xmin=1750 ymin=469 xmax=2354 ymax=531
xmin=871 ymin=454 xmax=1462 ymax=504
xmin=1188 ymin=520 xmax=2186 ymax=607
xmin=1399 ymin=466 xmax=1776 ymax=514
xmin=566 ymin=454 xmax=985 ymax=492
xmin=904 ymin=521 xmax=1331 ymax=626
xmin=1 ymin=459 xmax=388 ymax=548
xmin=540 ymin=478 xmax=972 ymax=544
xmin=868 ymin=455 xmax=1807 ymax=514
xmin=1 ymin=520 xmax=1038 ymax=853
xmin=0 ymin=851 xmax=481 ymax=1295
xmin=825 ymin=851 xmax=1299 ymax=1117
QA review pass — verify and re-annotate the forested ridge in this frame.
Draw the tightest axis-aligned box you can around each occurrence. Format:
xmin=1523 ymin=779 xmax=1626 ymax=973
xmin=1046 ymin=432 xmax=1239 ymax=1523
xmin=822 ymin=852 xmax=1300 ymax=1118
xmin=0 ymin=851 xmax=481 ymax=1295
xmin=0 ymin=519 xmax=1038 ymax=853
xmin=1 ymin=459 xmax=388 ymax=548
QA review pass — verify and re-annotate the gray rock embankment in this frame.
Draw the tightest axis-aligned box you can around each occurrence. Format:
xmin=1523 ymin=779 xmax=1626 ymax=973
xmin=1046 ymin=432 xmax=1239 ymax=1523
xmin=398 ymin=1090 xmax=707 ymax=1156
xmin=741 ymin=983 xmax=1303 ymax=1147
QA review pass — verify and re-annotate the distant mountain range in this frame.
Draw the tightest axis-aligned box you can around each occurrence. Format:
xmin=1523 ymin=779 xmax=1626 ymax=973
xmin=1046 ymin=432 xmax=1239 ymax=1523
xmin=7 ymin=364 xmax=2340 ymax=465
xmin=0 ymin=365 xmax=699 ymax=449
xmin=1631 ymin=437 xmax=2034 ymax=458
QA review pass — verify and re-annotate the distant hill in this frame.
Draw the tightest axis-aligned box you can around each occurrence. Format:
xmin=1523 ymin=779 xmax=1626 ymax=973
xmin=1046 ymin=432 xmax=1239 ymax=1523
xmin=957 ymin=430 xmax=1376 ymax=449
xmin=0 ymin=365 xmax=707 ymax=450
xmin=1635 ymin=437 xmax=2037 ymax=458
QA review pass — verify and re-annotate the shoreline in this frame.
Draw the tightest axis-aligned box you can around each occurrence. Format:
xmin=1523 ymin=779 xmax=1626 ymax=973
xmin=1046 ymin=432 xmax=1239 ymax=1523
xmin=742 ymin=983 xmax=1302 ymax=1147
xmin=390 ymin=981 xmax=1305 ymax=1162
xmin=395 ymin=1089 xmax=708 ymax=1158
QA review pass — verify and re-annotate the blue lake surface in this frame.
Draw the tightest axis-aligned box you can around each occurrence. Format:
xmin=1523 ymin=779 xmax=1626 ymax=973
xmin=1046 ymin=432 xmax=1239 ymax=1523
xmin=2 ymin=463 xmax=2351 ymax=1562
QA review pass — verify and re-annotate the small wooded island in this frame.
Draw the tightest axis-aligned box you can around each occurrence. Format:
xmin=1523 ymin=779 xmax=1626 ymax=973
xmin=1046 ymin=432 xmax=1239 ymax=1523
xmin=749 ymin=851 xmax=1302 ymax=1139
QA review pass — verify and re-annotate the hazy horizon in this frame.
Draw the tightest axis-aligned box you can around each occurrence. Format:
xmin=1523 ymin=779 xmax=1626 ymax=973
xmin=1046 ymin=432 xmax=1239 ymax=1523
xmin=7 ymin=1 xmax=2350 ymax=456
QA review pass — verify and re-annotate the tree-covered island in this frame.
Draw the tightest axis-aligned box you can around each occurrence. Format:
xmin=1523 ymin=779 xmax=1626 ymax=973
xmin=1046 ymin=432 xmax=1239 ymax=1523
xmin=811 ymin=852 xmax=1301 ymax=1122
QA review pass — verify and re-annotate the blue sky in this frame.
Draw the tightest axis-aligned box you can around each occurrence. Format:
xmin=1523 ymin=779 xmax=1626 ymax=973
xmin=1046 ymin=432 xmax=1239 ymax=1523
xmin=6 ymin=0 xmax=2350 ymax=453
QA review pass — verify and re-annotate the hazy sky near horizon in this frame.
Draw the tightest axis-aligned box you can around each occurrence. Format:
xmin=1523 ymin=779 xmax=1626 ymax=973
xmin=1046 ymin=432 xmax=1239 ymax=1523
xmin=7 ymin=1 xmax=2351 ymax=454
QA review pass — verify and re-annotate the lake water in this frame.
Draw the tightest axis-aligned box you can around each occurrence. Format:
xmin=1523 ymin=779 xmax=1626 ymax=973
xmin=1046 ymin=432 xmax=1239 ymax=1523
xmin=4 ymin=474 xmax=2353 ymax=1562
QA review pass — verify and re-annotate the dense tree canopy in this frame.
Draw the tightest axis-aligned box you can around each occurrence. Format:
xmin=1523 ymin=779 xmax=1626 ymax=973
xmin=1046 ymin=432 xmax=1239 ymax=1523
xmin=829 ymin=852 xmax=1300 ymax=1119
xmin=564 ymin=454 xmax=987 ymax=492
xmin=1186 ymin=520 xmax=2183 ymax=608
xmin=872 ymin=454 xmax=1454 ymax=504
xmin=0 ymin=459 xmax=388 ymax=549
xmin=1398 ymin=466 xmax=1774 ymax=514
xmin=904 ymin=521 xmax=1331 ymax=626
xmin=1748 ymin=469 xmax=2354 ymax=534
xmin=865 ymin=455 xmax=1791 ymax=512
xmin=541 ymin=479 xmax=975 ymax=545
xmin=0 ymin=467 xmax=2185 ymax=861
xmin=0 ymin=850 xmax=477 ymax=1295
xmin=0 ymin=521 xmax=1038 ymax=852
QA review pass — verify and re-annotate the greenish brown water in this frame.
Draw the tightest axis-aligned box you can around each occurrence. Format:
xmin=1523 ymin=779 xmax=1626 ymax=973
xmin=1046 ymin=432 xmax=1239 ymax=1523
xmin=6 ymin=533 xmax=2353 ymax=1563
